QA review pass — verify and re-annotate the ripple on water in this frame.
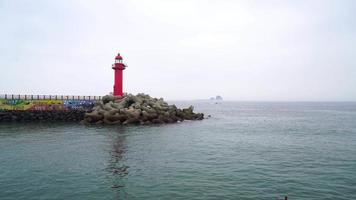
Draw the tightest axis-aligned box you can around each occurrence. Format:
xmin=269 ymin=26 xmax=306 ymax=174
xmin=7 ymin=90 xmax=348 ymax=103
xmin=0 ymin=102 xmax=356 ymax=200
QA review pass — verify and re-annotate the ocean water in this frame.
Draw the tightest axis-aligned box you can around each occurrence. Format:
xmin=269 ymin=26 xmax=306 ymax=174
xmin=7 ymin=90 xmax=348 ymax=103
xmin=0 ymin=102 xmax=355 ymax=200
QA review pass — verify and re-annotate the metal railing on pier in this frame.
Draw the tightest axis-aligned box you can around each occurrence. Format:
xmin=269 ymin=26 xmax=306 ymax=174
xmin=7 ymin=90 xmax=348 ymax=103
xmin=0 ymin=94 xmax=102 ymax=101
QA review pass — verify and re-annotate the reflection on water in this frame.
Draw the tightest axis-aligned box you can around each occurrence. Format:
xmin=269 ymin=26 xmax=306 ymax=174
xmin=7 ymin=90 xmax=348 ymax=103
xmin=1 ymin=102 xmax=356 ymax=200
xmin=106 ymin=127 xmax=129 ymax=199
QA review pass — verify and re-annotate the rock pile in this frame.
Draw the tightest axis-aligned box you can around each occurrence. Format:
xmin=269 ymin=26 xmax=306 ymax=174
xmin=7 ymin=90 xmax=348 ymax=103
xmin=82 ymin=94 xmax=204 ymax=125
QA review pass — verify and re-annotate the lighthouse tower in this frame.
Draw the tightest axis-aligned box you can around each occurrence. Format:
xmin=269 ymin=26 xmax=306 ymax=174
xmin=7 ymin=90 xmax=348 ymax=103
xmin=112 ymin=53 xmax=127 ymax=96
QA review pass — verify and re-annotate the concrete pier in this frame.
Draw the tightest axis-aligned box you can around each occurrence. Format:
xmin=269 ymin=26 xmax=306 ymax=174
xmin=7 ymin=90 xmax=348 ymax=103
xmin=0 ymin=94 xmax=101 ymax=111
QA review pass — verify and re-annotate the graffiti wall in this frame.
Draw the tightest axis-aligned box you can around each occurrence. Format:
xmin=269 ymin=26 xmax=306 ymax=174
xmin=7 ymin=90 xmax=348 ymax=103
xmin=0 ymin=99 xmax=96 ymax=111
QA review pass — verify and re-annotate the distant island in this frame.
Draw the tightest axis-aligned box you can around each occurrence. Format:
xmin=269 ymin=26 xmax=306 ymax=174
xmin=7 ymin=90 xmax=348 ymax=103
xmin=210 ymin=95 xmax=223 ymax=101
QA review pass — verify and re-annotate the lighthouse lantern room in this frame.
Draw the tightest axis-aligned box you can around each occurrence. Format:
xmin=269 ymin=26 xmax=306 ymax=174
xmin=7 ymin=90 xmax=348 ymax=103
xmin=112 ymin=52 xmax=127 ymax=96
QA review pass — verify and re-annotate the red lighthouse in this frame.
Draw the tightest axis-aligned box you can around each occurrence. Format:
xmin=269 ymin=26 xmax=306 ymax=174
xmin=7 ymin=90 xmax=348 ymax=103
xmin=112 ymin=52 xmax=127 ymax=96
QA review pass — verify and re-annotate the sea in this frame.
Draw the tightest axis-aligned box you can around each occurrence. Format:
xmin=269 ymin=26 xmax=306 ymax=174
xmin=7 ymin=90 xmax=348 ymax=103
xmin=0 ymin=101 xmax=355 ymax=200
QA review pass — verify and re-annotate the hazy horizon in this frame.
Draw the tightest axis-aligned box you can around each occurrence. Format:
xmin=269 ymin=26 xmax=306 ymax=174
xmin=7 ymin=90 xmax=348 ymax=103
xmin=1 ymin=0 xmax=355 ymax=101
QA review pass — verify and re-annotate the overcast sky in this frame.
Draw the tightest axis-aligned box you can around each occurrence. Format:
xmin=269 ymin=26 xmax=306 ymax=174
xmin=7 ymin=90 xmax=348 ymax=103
xmin=0 ymin=0 xmax=355 ymax=101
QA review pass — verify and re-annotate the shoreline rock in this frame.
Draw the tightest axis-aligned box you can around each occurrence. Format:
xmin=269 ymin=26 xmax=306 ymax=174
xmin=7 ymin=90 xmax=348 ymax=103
xmin=82 ymin=94 xmax=204 ymax=125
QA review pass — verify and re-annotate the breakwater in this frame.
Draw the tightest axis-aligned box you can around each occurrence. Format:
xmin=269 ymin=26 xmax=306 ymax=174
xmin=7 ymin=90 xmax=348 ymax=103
xmin=83 ymin=94 xmax=204 ymax=125
xmin=0 ymin=110 xmax=85 ymax=122
xmin=0 ymin=94 xmax=98 ymax=122
xmin=0 ymin=94 xmax=204 ymax=124
xmin=0 ymin=94 xmax=100 ymax=111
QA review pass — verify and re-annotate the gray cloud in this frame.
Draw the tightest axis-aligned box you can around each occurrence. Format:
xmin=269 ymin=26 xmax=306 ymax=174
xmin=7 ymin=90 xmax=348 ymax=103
xmin=1 ymin=0 xmax=355 ymax=101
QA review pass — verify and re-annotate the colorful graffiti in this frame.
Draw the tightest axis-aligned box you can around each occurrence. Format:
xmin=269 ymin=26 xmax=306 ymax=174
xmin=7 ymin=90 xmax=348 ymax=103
xmin=0 ymin=99 xmax=96 ymax=111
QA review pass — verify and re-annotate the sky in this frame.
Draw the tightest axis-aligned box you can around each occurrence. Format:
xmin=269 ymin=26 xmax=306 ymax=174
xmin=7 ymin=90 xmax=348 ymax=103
xmin=0 ymin=0 xmax=355 ymax=101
